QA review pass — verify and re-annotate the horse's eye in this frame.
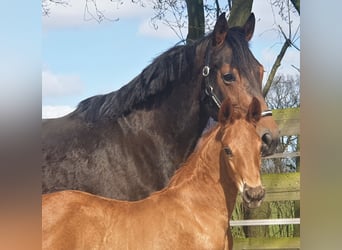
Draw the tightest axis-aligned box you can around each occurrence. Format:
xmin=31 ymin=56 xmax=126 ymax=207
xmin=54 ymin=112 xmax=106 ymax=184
xmin=223 ymin=73 xmax=235 ymax=84
xmin=223 ymin=147 xmax=233 ymax=156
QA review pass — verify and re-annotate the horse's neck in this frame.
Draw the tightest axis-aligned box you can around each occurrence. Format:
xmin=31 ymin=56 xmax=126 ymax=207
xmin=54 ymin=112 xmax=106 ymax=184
xmin=123 ymin=39 xmax=209 ymax=143
xmin=168 ymin=127 xmax=238 ymax=217
xmin=150 ymin=43 xmax=209 ymax=153
xmin=136 ymin=67 xmax=207 ymax=161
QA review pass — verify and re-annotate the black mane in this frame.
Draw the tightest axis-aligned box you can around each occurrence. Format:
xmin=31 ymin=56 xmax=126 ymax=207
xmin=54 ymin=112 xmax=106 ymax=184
xmin=72 ymin=42 xmax=199 ymax=122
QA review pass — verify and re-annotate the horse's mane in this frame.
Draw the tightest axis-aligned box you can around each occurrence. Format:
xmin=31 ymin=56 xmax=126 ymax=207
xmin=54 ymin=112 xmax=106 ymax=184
xmin=70 ymin=26 xmax=260 ymax=122
xmin=71 ymin=40 xmax=200 ymax=122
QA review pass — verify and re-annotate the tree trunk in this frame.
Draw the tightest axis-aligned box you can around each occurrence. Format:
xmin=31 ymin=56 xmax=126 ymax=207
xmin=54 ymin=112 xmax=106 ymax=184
xmin=243 ymin=202 xmax=271 ymax=237
xmin=185 ymin=0 xmax=255 ymax=43
xmin=185 ymin=0 xmax=205 ymax=43
xmin=227 ymin=0 xmax=253 ymax=27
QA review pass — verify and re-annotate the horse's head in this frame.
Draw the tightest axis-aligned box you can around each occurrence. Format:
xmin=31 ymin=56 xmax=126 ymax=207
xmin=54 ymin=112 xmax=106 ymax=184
xmin=201 ymin=12 xmax=279 ymax=156
xmin=218 ymin=97 xmax=265 ymax=208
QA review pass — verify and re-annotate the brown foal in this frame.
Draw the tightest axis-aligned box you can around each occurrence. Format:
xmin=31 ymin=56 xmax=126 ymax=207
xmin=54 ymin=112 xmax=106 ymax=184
xmin=42 ymin=97 xmax=265 ymax=250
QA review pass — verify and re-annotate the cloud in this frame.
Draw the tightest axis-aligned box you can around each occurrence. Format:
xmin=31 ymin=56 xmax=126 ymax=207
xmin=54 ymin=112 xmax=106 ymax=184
xmin=42 ymin=70 xmax=84 ymax=97
xmin=42 ymin=105 xmax=75 ymax=119
xmin=42 ymin=0 xmax=182 ymax=40
xmin=43 ymin=1 xmax=152 ymax=31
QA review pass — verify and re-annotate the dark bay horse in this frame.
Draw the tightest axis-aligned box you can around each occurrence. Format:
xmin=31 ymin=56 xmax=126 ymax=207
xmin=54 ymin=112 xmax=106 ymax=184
xmin=42 ymin=13 xmax=279 ymax=200
xmin=42 ymin=97 xmax=265 ymax=250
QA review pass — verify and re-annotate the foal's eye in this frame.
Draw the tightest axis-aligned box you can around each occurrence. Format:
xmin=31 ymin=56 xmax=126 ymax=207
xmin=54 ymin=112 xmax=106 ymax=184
xmin=223 ymin=73 xmax=235 ymax=84
xmin=223 ymin=147 xmax=233 ymax=156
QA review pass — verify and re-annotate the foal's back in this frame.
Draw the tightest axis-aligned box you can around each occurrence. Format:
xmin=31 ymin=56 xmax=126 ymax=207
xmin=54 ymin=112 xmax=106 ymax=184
xmin=43 ymin=191 xmax=114 ymax=249
xmin=43 ymin=187 xmax=227 ymax=250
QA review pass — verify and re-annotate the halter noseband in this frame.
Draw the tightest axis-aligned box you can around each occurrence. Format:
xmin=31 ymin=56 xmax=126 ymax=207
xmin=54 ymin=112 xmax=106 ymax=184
xmin=202 ymin=45 xmax=272 ymax=118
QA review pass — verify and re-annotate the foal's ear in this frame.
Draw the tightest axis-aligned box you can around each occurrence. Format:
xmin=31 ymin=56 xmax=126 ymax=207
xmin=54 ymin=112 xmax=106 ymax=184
xmin=246 ymin=97 xmax=261 ymax=123
xmin=219 ymin=98 xmax=233 ymax=124
xmin=213 ymin=12 xmax=228 ymax=46
xmin=243 ymin=13 xmax=256 ymax=42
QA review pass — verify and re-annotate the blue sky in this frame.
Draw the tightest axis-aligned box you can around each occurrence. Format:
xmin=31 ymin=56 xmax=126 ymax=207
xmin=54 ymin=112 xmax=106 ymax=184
xmin=42 ymin=1 xmax=300 ymax=118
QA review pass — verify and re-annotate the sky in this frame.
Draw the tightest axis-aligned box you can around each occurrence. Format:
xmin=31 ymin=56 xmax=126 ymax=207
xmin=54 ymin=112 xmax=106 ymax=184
xmin=42 ymin=0 xmax=300 ymax=118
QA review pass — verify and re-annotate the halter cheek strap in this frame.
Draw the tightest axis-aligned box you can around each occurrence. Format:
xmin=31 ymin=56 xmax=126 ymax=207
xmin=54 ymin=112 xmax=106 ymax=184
xmin=202 ymin=66 xmax=222 ymax=108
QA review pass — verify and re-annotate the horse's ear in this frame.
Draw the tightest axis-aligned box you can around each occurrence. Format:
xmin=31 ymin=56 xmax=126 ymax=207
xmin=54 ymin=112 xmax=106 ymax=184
xmin=243 ymin=13 xmax=256 ymax=42
xmin=213 ymin=12 xmax=228 ymax=46
xmin=246 ymin=97 xmax=261 ymax=123
xmin=219 ymin=98 xmax=233 ymax=124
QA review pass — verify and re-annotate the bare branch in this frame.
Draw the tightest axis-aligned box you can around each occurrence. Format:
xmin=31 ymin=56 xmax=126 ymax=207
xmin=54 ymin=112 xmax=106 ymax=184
xmin=83 ymin=0 xmax=119 ymax=23
xmin=291 ymin=64 xmax=300 ymax=72
xmin=42 ymin=0 xmax=69 ymax=16
xmin=263 ymin=38 xmax=291 ymax=97
xmin=263 ymin=0 xmax=300 ymax=97
xmin=214 ymin=0 xmax=220 ymax=18
xmin=228 ymin=0 xmax=232 ymax=10
xmin=149 ymin=0 xmax=188 ymax=41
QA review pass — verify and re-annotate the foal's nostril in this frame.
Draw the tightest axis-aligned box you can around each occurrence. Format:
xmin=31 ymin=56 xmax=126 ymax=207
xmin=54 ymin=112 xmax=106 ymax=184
xmin=245 ymin=186 xmax=264 ymax=199
xmin=243 ymin=185 xmax=265 ymax=208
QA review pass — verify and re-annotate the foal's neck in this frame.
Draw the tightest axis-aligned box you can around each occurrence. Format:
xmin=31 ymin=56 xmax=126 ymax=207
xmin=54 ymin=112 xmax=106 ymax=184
xmin=168 ymin=126 xmax=238 ymax=216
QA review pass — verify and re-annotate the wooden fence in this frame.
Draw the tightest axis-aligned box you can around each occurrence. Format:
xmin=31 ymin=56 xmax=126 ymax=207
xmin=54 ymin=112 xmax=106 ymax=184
xmin=231 ymin=107 xmax=300 ymax=250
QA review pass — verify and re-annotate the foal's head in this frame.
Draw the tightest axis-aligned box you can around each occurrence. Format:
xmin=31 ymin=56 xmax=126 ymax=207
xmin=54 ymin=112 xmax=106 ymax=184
xmin=218 ymin=97 xmax=265 ymax=208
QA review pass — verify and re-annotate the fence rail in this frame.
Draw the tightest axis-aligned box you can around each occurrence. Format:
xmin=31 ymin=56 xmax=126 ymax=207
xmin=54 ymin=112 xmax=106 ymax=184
xmin=273 ymin=107 xmax=300 ymax=136
xmin=233 ymin=172 xmax=300 ymax=204
xmin=230 ymin=218 xmax=300 ymax=227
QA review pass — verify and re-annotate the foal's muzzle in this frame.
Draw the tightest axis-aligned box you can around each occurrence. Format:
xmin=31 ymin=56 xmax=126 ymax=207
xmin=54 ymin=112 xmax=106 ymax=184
xmin=242 ymin=184 xmax=265 ymax=209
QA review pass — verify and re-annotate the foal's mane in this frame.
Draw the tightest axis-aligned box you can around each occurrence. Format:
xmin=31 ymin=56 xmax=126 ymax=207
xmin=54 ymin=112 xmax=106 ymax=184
xmin=71 ymin=26 xmax=260 ymax=123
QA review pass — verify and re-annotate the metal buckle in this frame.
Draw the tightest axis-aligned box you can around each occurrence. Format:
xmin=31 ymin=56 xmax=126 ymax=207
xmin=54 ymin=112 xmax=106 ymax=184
xmin=205 ymin=84 xmax=213 ymax=95
xmin=205 ymin=84 xmax=221 ymax=108
xmin=202 ymin=66 xmax=210 ymax=77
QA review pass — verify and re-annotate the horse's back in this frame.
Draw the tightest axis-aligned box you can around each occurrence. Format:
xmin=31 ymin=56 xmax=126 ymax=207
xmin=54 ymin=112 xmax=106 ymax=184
xmin=42 ymin=116 xmax=102 ymax=194
xmin=42 ymin=113 xmax=180 ymax=200
xmin=42 ymin=115 xmax=125 ymax=197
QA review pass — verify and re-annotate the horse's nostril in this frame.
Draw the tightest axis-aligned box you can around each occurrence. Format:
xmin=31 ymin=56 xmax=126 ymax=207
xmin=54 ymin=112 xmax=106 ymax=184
xmin=262 ymin=133 xmax=272 ymax=146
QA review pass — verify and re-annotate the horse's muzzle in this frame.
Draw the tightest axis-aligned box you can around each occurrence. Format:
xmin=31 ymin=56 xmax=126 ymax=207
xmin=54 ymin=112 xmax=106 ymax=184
xmin=261 ymin=132 xmax=279 ymax=157
xmin=242 ymin=184 xmax=265 ymax=209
